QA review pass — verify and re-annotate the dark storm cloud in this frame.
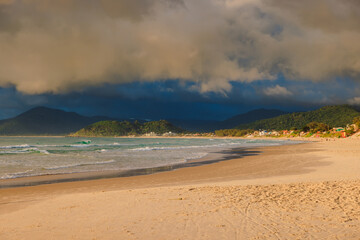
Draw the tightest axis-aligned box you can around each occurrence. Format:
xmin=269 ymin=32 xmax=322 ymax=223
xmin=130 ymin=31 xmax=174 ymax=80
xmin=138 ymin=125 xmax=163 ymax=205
xmin=0 ymin=0 xmax=359 ymax=95
xmin=1 ymin=76 xmax=360 ymax=121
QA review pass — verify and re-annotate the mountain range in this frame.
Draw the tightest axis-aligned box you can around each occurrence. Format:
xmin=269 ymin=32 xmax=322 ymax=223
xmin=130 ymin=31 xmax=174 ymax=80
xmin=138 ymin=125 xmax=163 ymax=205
xmin=0 ymin=107 xmax=115 ymax=135
xmin=0 ymin=105 xmax=358 ymax=135
xmin=167 ymin=109 xmax=287 ymax=132
xmin=0 ymin=107 xmax=288 ymax=135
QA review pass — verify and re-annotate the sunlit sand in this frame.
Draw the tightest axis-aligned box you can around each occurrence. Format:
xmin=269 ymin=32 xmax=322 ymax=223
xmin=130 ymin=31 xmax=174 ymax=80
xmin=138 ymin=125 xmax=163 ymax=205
xmin=1 ymin=138 xmax=360 ymax=239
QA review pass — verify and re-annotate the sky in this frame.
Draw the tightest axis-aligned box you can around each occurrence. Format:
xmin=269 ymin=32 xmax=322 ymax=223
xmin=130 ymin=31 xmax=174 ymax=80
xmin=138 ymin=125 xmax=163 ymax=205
xmin=1 ymin=0 xmax=360 ymax=120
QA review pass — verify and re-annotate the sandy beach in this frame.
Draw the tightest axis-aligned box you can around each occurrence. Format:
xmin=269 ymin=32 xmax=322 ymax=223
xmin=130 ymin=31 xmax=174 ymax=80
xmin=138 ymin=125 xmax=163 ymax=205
xmin=1 ymin=138 xmax=360 ymax=239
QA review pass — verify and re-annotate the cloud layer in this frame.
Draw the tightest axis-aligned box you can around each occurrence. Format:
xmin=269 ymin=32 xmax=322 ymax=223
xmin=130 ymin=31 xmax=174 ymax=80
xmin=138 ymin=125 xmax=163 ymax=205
xmin=263 ymin=85 xmax=292 ymax=97
xmin=1 ymin=0 xmax=360 ymax=94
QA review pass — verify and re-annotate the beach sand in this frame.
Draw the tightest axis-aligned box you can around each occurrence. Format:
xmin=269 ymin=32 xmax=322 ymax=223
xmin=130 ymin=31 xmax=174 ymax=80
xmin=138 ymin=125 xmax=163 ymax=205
xmin=1 ymin=138 xmax=360 ymax=239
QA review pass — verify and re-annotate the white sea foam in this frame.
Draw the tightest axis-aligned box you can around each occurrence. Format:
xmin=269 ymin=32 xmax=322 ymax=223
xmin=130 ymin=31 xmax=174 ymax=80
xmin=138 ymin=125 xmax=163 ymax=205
xmin=67 ymin=142 xmax=134 ymax=148
xmin=44 ymin=160 xmax=116 ymax=170
xmin=39 ymin=150 xmax=50 ymax=155
xmin=0 ymin=137 xmax=294 ymax=181
xmin=184 ymin=152 xmax=208 ymax=161
xmin=1 ymin=142 xmax=132 ymax=149
xmin=0 ymin=148 xmax=41 ymax=154
xmin=0 ymin=169 xmax=35 ymax=179
xmin=0 ymin=144 xmax=33 ymax=149
xmin=131 ymin=143 xmax=242 ymax=151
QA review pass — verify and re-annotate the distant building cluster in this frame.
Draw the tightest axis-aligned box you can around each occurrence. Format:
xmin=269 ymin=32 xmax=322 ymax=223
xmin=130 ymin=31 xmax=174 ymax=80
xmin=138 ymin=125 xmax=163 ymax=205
xmin=246 ymin=124 xmax=359 ymax=139
xmin=144 ymin=131 xmax=179 ymax=137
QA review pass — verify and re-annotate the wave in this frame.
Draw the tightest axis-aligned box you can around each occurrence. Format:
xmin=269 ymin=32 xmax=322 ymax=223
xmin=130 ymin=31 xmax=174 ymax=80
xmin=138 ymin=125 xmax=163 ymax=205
xmin=39 ymin=150 xmax=50 ymax=154
xmin=0 ymin=142 xmax=133 ymax=149
xmin=0 ymin=169 xmax=35 ymax=179
xmin=43 ymin=159 xmax=116 ymax=170
xmin=47 ymin=142 xmax=134 ymax=148
xmin=0 ymin=160 xmax=116 ymax=179
xmin=130 ymin=142 xmax=244 ymax=151
xmin=184 ymin=152 xmax=208 ymax=161
xmin=129 ymin=139 xmax=289 ymax=152
xmin=75 ymin=140 xmax=92 ymax=144
xmin=0 ymin=148 xmax=43 ymax=154
xmin=0 ymin=144 xmax=33 ymax=149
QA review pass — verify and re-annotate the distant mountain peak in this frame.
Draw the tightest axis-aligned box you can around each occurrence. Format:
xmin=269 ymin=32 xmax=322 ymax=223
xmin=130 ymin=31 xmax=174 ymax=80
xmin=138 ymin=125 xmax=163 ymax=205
xmin=221 ymin=108 xmax=288 ymax=129
xmin=19 ymin=106 xmax=68 ymax=115
xmin=166 ymin=108 xmax=288 ymax=132
xmin=25 ymin=106 xmax=61 ymax=112
xmin=0 ymin=107 xmax=115 ymax=136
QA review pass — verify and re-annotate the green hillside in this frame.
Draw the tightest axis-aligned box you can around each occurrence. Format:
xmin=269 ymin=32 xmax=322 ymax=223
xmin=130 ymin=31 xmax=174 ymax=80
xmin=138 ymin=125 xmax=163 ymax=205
xmin=236 ymin=105 xmax=360 ymax=130
xmin=71 ymin=120 xmax=184 ymax=137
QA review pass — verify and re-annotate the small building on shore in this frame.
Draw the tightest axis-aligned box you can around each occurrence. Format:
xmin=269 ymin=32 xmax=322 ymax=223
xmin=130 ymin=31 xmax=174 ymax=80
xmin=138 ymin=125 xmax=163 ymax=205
xmin=144 ymin=132 xmax=159 ymax=137
xmin=162 ymin=131 xmax=177 ymax=136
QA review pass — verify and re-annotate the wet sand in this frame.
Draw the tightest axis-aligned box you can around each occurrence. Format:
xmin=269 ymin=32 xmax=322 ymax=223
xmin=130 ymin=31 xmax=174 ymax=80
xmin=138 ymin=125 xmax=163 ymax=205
xmin=0 ymin=147 xmax=264 ymax=189
xmin=1 ymin=138 xmax=360 ymax=239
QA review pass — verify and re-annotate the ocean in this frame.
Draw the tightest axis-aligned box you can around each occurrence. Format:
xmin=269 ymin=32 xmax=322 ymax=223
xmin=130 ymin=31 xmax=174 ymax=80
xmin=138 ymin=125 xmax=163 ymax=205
xmin=0 ymin=137 xmax=297 ymax=181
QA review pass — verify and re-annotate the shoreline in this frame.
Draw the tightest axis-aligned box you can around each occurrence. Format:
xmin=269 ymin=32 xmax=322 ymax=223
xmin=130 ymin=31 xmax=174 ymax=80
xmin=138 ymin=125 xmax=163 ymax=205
xmin=0 ymin=137 xmax=301 ymax=189
xmin=0 ymin=141 xmax=318 ymax=202
xmin=0 ymin=134 xmax=320 ymax=139
xmin=1 ymin=138 xmax=360 ymax=239
xmin=0 ymin=147 xmax=264 ymax=189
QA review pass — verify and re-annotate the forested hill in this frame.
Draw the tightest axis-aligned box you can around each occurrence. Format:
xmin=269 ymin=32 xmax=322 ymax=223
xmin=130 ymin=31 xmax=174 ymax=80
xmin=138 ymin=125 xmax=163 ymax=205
xmin=71 ymin=120 xmax=185 ymax=137
xmin=236 ymin=105 xmax=360 ymax=130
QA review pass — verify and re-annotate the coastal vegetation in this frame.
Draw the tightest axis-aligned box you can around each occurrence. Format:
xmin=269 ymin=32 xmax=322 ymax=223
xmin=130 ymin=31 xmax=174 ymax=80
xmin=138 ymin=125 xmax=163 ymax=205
xmin=0 ymin=105 xmax=359 ymax=138
xmin=214 ymin=106 xmax=360 ymax=139
xmin=301 ymin=122 xmax=330 ymax=133
xmin=71 ymin=120 xmax=185 ymax=137
xmin=236 ymin=105 xmax=360 ymax=130
xmin=354 ymin=116 xmax=360 ymax=128
xmin=214 ymin=129 xmax=253 ymax=137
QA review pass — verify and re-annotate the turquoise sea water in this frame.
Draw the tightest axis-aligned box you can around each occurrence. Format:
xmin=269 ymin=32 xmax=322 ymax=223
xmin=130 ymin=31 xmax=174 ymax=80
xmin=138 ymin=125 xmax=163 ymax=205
xmin=0 ymin=137 xmax=296 ymax=179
